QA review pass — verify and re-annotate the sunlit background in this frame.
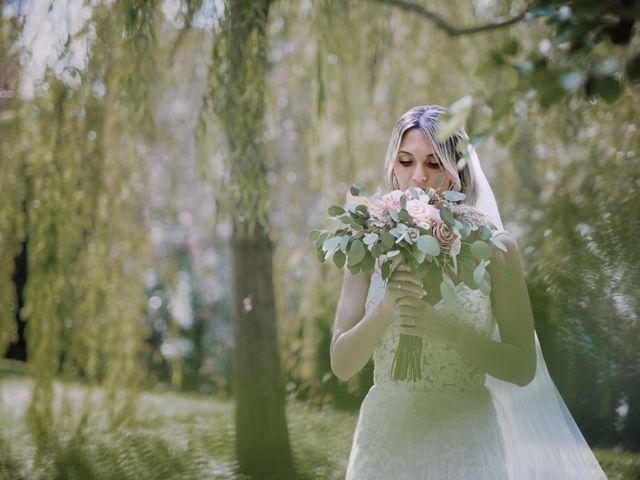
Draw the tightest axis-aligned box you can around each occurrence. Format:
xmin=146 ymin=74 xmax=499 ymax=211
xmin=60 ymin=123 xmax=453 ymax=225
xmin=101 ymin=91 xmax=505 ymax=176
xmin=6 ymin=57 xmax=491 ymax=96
xmin=1 ymin=0 xmax=639 ymax=478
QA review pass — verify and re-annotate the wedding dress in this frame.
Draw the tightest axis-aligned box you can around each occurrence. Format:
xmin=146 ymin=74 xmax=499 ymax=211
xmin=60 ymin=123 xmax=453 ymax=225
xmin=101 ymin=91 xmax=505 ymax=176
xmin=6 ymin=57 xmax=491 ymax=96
xmin=345 ymin=252 xmax=510 ymax=480
xmin=345 ymin=240 xmax=609 ymax=479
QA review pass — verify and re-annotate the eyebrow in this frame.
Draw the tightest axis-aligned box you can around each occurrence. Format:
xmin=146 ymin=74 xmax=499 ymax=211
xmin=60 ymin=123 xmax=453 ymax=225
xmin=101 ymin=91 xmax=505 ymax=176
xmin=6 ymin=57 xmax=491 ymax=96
xmin=397 ymin=150 xmax=437 ymax=160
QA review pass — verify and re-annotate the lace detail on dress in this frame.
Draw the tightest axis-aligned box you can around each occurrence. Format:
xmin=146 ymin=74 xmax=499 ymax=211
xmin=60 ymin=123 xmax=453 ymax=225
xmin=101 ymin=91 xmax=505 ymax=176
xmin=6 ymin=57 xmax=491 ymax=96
xmin=364 ymin=260 xmax=497 ymax=391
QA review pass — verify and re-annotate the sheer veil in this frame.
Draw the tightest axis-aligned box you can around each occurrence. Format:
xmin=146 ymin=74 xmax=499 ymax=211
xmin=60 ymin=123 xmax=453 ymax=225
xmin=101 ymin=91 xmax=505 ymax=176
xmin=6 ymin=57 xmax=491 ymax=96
xmin=467 ymin=143 xmax=608 ymax=479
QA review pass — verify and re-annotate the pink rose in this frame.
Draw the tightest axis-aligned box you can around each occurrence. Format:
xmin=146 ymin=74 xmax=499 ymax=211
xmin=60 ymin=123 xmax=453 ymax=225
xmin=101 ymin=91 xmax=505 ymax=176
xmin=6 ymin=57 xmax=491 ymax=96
xmin=386 ymin=197 xmax=401 ymax=211
xmin=431 ymin=219 xmax=461 ymax=255
xmin=406 ymin=200 xmax=440 ymax=228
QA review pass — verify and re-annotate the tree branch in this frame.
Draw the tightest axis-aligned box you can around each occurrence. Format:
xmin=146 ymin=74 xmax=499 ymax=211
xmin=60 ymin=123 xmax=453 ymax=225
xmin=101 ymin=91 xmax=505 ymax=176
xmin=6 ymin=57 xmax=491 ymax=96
xmin=367 ymin=0 xmax=531 ymax=36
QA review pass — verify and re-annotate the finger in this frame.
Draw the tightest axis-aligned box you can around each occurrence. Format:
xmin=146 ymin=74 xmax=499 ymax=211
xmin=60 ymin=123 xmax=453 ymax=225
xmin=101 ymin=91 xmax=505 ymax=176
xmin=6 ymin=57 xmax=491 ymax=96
xmin=397 ymin=305 xmax=420 ymax=316
xmin=387 ymin=280 xmax=425 ymax=298
xmin=396 ymin=296 xmax=427 ymax=307
xmin=389 ymin=272 xmax=424 ymax=288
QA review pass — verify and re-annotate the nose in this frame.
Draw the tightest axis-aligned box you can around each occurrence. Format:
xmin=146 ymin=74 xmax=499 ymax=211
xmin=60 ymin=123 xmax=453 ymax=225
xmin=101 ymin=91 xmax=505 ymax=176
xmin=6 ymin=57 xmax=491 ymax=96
xmin=411 ymin=165 xmax=429 ymax=188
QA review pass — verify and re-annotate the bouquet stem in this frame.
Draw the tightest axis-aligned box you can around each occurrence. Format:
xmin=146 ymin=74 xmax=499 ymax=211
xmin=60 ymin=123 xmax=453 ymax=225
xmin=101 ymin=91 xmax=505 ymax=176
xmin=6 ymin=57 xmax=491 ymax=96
xmin=390 ymin=333 xmax=423 ymax=381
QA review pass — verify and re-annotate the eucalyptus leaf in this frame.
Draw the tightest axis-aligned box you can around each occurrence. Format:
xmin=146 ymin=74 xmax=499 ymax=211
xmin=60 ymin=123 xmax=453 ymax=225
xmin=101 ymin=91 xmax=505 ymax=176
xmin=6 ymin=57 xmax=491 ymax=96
xmin=340 ymin=235 xmax=350 ymax=253
xmin=361 ymin=253 xmax=375 ymax=272
xmin=348 ymin=239 xmax=366 ymax=266
xmin=381 ymin=230 xmax=395 ymax=249
xmin=363 ymin=232 xmax=379 ymax=246
xmin=442 ymin=191 xmax=465 ymax=202
xmin=328 ymin=205 xmax=345 ymax=216
xmin=490 ymin=235 xmax=508 ymax=253
xmin=440 ymin=207 xmax=455 ymax=226
xmin=473 ymin=260 xmax=487 ymax=285
xmin=333 ymin=250 xmax=346 ymax=269
xmin=389 ymin=207 xmax=399 ymax=222
xmin=417 ymin=235 xmax=440 ymax=256
xmin=322 ymin=235 xmax=341 ymax=253
xmin=470 ymin=240 xmax=493 ymax=260
xmin=440 ymin=274 xmax=458 ymax=305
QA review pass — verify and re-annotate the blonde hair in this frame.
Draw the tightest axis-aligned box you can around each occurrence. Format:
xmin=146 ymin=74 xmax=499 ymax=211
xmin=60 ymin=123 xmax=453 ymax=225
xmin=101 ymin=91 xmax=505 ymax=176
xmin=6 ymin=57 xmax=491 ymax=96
xmin=383 ymin=105 xmax=479 ymax=206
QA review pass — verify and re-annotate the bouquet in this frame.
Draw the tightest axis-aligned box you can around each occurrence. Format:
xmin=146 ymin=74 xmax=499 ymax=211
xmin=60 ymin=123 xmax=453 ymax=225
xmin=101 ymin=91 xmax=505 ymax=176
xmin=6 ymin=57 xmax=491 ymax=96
xmin=310 ymin=183 xmax=511 ymax=382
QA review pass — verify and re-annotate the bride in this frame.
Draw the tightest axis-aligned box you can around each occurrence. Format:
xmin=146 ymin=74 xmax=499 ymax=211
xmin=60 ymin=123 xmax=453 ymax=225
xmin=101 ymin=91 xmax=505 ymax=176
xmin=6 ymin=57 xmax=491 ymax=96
xmin=330 ymin=105 xmax=609 ymax=479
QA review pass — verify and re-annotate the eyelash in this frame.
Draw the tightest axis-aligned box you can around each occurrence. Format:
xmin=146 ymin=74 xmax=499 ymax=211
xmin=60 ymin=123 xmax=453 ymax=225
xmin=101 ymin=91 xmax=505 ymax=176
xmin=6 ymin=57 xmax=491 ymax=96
xmin=399 ymin=160 xmax=440 ymax=169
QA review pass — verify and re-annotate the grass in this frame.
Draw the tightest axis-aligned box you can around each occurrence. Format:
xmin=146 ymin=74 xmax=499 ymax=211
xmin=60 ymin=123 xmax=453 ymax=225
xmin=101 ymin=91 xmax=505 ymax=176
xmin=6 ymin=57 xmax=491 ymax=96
xmin=0 ymin=377 xmax=356 ymax=480
xmin=1 ymin=376 xmax=638 ymax=479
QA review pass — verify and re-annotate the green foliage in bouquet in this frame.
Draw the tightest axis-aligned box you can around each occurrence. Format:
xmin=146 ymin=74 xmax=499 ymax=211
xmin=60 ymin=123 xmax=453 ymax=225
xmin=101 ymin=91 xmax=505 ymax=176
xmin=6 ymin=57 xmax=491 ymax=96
xmin=310 ymin=183 xmax=512 ymax=382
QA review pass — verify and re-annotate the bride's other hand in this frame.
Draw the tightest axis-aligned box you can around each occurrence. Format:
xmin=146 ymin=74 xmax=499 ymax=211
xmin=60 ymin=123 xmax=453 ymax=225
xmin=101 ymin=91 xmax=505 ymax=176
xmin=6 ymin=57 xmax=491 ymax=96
xmin=381 ymin=265 xmax=426 ymax=315
xmin=396 ymin=296 xmax=456 ymax=345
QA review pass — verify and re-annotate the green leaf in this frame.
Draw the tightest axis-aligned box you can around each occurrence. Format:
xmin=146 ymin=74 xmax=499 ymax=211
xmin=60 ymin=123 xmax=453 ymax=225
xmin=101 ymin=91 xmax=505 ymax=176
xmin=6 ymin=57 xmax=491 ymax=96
xmin=355 ymin=204 xmax=368 ymax=216
xmin=501 ymin=38 xmax=520 ymax=56
xmin=593 ymin=75 xmax=621 ymax=103
xmin=400 ymin=194 xmax=407 ymax=210
xmin=381 ymin=230 xmax=395 ymax=249
xmin=350 ymin=184 xmax=360 ymax=196
xmin=361 ymin=253 xmax=375 ymax=272
xmin=490 ymin=235 xmax=508 ymax=253
xmin=309 ymin=230 xmax=321 ymax=241
xmin=340 ymin=235 xmax=350 ymax=253
xmin=435 ymin=95 xmax=473 ymax=142
xmin=473 ymin=260 xmax=487 ymax=286
xmin=388 ymin=207 xmax=399 ymax=222
xmin=440 ymin=274 xmax=458 ymax=305
xmin=478 ymin=226 xmax=492 ymax=240
xmin=363 ymin=232 xmax=379 ymax=246
xmin=371 ymin=242 xmax=383 ymax=257
xmin=348 ymin=239 xmax=366 ymax=266
xmin=470 ymin=240 xmax=493 ymax=260
xmin=417 ymin=235 xmax=440 ymax=256
xmin=333 ymin=250 xmax=346 ymax=268
xmin=381 ymin=259 xmax=392 ymax=281
xmin=442 ymin=191 xmax=465 ymax=202
xmin=625 ymin=53 xmax=640 ymax=83
xmin=323 ymin=237 xmax=342 ymax=260
xmin=398 ymin=209 xmax=413 ymax=224
xmin=328 ymin=205 xmax=345 ymax=216
xmin=387 ymin=250 xmax=400 ymax=257
xmin=440 ymin=206 xmax=455 ymax=226
xmin=315 ymin=231 xmax=328 ymax=249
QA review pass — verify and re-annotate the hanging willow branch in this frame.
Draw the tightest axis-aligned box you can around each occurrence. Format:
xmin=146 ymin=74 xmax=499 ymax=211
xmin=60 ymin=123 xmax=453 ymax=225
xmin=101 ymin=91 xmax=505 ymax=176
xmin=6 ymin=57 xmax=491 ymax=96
xmin=365 ymin=0 xmax=531 ymax=36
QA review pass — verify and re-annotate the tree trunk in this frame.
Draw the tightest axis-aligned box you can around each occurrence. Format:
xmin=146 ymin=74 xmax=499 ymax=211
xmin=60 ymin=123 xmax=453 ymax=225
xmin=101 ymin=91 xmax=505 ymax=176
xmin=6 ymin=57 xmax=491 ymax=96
xmin=213 ymin=0 xmax=295 ymax=476
xmin=231 ymin=222 xmax=294 ymax=476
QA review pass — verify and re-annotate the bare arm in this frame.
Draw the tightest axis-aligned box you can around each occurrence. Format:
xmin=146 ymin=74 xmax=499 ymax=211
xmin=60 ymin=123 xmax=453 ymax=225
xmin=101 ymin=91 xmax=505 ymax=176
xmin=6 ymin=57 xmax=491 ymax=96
xmin=446 ymin=232 xmax=537 ymax=387
xmin=330 ymin=266 xmax=425 ymax=381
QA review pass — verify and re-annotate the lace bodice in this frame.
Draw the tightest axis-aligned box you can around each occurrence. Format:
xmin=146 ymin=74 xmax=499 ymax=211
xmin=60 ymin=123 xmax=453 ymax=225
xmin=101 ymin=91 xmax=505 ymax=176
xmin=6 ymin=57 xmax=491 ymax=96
xmin=365 ymin=261 xmax=497 ymax=391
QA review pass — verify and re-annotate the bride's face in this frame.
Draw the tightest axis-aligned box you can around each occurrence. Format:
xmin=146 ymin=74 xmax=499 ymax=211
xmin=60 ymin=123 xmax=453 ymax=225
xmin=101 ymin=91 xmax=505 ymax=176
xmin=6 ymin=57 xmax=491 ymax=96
xmin=393 ymin=128 xmax=453 ymax=193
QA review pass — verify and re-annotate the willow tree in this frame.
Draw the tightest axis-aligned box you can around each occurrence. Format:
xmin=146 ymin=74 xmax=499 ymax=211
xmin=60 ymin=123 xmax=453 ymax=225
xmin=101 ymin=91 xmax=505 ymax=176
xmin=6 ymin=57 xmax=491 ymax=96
xmin=203 ymin=0 xmax=295 ymax=477
xmin=0 ymin=0 xmax=157 ymax=458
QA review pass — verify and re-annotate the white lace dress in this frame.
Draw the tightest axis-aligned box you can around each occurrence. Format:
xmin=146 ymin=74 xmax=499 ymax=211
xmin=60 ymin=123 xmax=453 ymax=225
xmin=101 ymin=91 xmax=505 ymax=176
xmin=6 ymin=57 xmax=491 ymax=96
xmin=345 ymin=259 xmax=509 ymax=480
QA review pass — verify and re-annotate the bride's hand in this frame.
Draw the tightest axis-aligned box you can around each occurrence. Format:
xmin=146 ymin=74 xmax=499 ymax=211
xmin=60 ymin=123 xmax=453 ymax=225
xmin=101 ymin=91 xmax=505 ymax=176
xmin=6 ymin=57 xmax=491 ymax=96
xmin=396 ymin=296 xmax=458 ymax=345
xmin=381 ymin=265 xmax=426 ymax=315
